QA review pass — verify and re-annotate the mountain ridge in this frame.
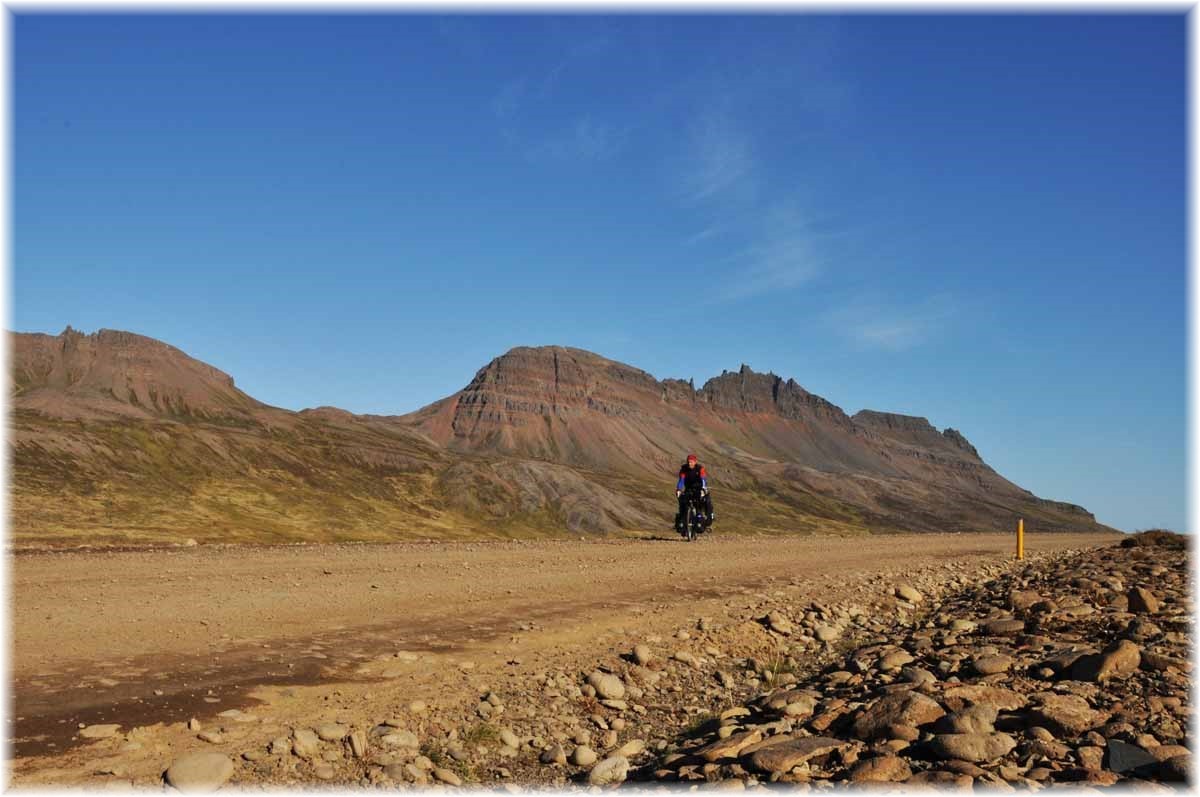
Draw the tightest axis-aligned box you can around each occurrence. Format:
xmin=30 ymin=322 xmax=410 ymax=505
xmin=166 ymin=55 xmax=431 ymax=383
xmin=9 ymin=327 xmax=1110 ymax=545
xmin=12 ymin=325 xmax=267 ymax=421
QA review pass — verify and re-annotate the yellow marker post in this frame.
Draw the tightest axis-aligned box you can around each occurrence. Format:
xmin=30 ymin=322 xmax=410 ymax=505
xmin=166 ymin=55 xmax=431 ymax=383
xmin=1016 ymin=518 xmax=1025 ymax=560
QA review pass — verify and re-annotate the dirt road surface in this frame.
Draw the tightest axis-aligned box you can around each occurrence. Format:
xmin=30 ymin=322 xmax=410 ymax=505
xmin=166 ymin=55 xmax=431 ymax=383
xmin=10 ymin=531 xmax=1116 ymax=786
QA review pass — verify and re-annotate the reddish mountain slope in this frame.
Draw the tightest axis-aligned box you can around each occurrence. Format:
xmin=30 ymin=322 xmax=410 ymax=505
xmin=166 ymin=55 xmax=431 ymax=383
xmin=403 ymin=346 xmax=1100 ymax=534
xmin=12 ymin=327 xmax=264 ymax=421
xmin=9 ymin=329 xmax=1111 ymax=545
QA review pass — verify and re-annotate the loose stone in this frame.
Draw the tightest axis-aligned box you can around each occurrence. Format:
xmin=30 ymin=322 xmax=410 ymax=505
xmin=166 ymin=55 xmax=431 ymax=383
xmin=164 ymin=752 xmax=235 ymax=793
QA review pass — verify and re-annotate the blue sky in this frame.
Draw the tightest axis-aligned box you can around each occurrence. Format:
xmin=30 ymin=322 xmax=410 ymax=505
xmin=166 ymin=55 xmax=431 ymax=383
xmin=13 ymin=13 xmax=1186 ymax=533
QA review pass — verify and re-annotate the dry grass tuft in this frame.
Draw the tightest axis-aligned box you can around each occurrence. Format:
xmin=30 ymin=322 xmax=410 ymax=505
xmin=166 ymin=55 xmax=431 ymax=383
xmin=1119 ymin=529 xmax=1188 ymax=549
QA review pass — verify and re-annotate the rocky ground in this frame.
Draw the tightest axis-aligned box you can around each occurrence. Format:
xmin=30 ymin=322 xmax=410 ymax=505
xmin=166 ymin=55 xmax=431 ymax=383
xmin=14 ymin=530 xmax=1183 ymax=791
xmin=645 ymin=532 xmax=1191 ymax=791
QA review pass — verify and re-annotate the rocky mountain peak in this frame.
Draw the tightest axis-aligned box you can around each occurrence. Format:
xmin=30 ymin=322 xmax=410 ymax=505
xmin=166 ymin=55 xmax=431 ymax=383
xmin=853 ymin=410 xmax=936 ymax=433
xmin=699 ymin=365 xmax=852 ymax=426
xmin=942 ymin=427 xmax=981 ymax=458
xmin=853 ymin=410 xmax=983 ymax=462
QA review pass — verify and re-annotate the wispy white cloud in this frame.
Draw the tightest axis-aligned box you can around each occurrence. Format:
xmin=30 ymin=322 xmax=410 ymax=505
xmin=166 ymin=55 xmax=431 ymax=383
xmin=700 ymin=204 xmax=835 ymax=303
xmin=720 ymin=202 xmax=822 ymax=300
xmin=489 ymin=42 xmax=625 ymax=165
xmin=681 ymin=108 xmax=756 ymax=204
xmin=684 ymin=225 xmax=724 ymax=246
xmin=669 ymin=22 xmax=862 ymax=304
xmin=569 ymin=117 xmax=623 ymax=161
xmin=826 ymin=294 xmax=958 ymax=351
xmin=532 ymin=116 xmax=628 ymax=163
xmin=675 ymin=103 xmax=838 ymax=302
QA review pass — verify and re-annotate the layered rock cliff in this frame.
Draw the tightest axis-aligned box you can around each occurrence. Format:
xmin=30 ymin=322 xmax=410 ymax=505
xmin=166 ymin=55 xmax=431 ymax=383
xmin=404 ymin=345 xmax=1102 ymax=535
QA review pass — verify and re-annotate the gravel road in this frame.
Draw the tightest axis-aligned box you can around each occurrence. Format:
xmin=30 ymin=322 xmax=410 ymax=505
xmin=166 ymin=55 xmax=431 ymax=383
xmin=10 ymin=530 xmax=1116 ymax=785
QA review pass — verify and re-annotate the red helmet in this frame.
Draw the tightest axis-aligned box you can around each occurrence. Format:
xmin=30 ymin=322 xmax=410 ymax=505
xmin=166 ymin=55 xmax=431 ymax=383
xmin=686 ymin=453 xmax=698 ymax=463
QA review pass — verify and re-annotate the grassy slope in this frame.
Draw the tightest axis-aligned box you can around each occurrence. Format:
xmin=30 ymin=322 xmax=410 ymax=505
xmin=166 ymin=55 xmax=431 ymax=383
xmin=11 ymin=409 xmax=889 ymax=546
xmin=13 ymin=411 xmax=450 ymax=545
xmin=11 ymin=406 xmax=1109 ymax=547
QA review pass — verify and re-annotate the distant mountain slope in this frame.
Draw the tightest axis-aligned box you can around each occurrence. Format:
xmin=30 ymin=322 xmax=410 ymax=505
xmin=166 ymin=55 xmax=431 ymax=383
xmin=13 ymin=327 xmax=263 ymax=421
xmin=401 ymin=346 xmax=1092 ymax=534
xmin=9 ymin=328 xmax=1112 ymax=546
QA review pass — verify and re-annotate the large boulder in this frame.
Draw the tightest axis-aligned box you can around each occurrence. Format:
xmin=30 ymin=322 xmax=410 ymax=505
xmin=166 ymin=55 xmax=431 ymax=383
xmin=848 ymin=755 xmax=912 ymax=782
xmin=942 ymin=685 xmax=1028 ymax=712
xmin=878 ymin=650 xmax=915 ymax=671
xmin=1105 ymin=739 xmax=1158 ymax=774
xmin=983 ymin=619 xmax=1025 ymax=636
xmin=971 ymin=655 xmax=1013 ymax=676
xmin=1009 ymin=590 xmax=1043 ymax=611
xmin=852 ymin=692 xmax=946 ymax=740
xmin=935 ymin=704 xmax=998 ymax=735
xmin=1127 ymin=587 xmax=1160 ymax=614
xmin=929 ymin=732 xmax=1017 ymax=763
xmin=697 ymin=729 xmax=763 ymax=762
xmin=1069 ymin=639 xmax=1141 ymax=683
xmin=1028 ymin=694 xmax=1108 ymax=738
xmin=744 ymin=735 xmax=849 ymax=774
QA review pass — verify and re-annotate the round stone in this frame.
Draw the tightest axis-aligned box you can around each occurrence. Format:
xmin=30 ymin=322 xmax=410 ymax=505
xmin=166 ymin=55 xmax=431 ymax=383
xmin=972 ymin=655 xmax=1013 ymax=675
xmin=587 ymin=671 xmax=625 ymax=701
xmin=587 ymin=755 xmax=630 ymax=785
xmin=571 ymin=745 xmax=598 ymax=766
xmin=315 ymin=723 xmax=349 ymax=742
xmin=164 ymin=752 xmax=235 ymax=793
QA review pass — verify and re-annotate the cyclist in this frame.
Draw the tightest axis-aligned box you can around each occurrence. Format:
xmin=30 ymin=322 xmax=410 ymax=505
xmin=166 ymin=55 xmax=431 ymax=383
xmin=675 ymin=453 xmax=715 ymax=532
